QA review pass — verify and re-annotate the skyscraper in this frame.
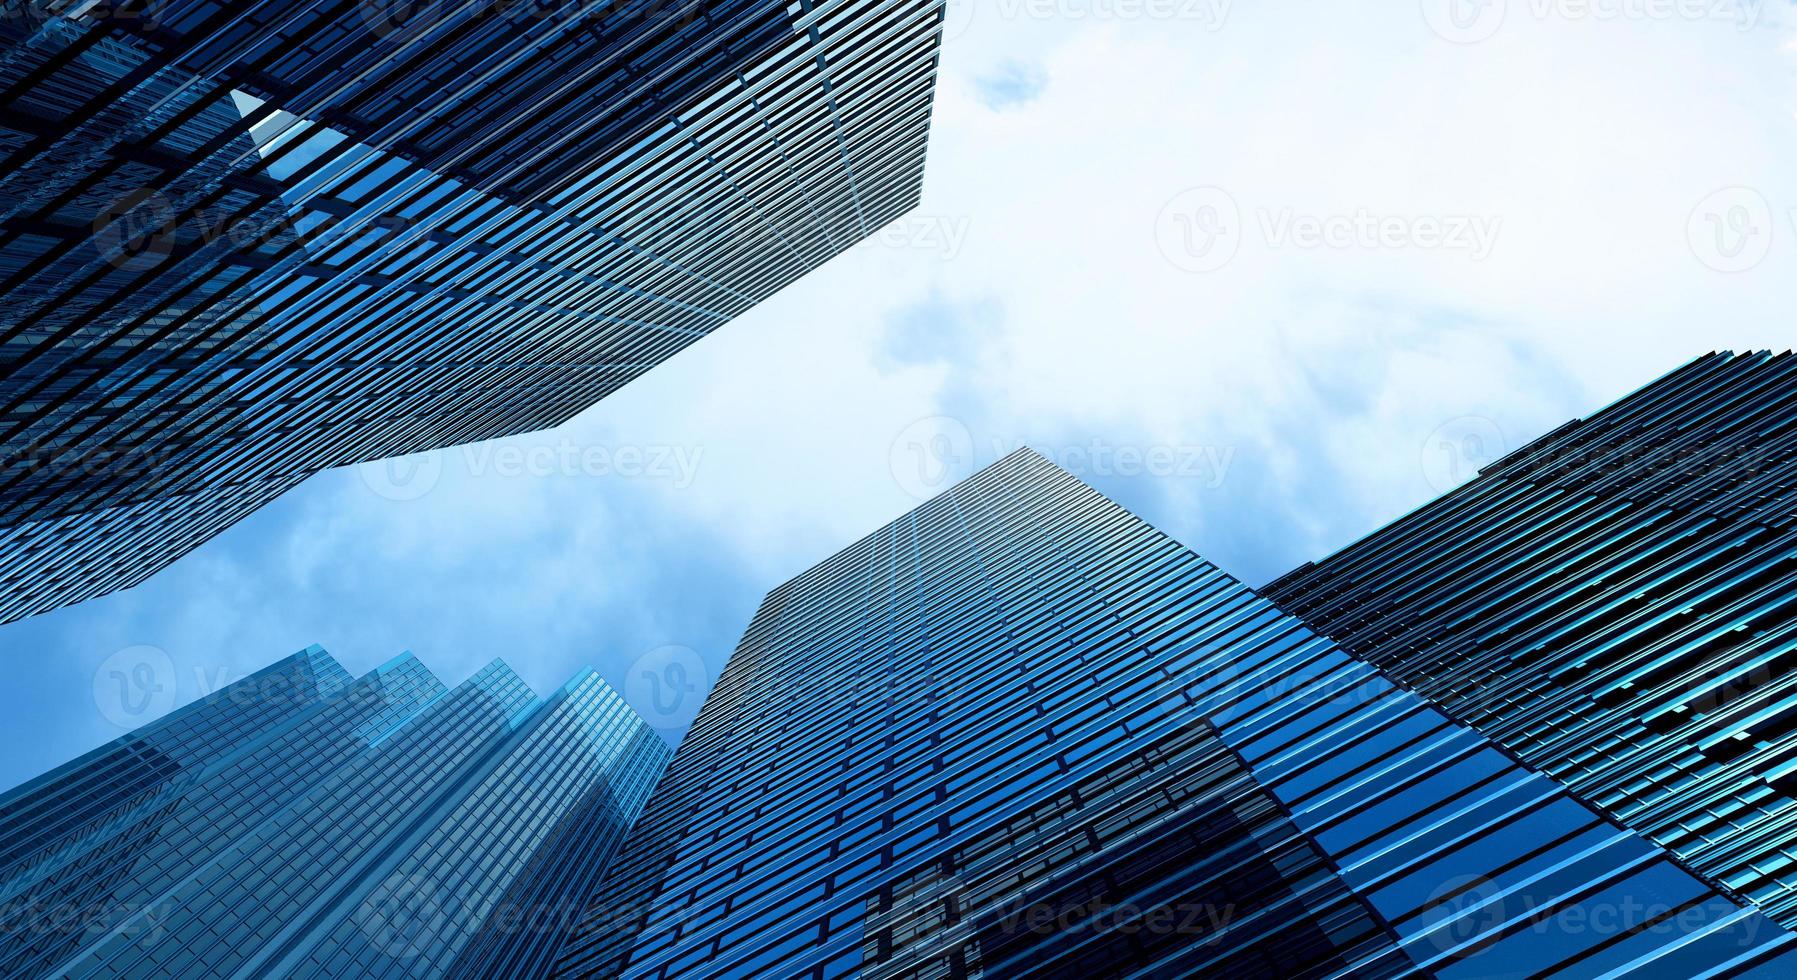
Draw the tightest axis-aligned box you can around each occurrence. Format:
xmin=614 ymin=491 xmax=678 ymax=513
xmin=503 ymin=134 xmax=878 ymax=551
xmin=1265 ymin=350 xmax=1797 ymax=928
xmin=0 ymin=645 xmax=669 ymax=978
xmin=557 ymin=449 xmax=1796 ymax=978
xmin=0 ymin=0 xmax=946 ymax=623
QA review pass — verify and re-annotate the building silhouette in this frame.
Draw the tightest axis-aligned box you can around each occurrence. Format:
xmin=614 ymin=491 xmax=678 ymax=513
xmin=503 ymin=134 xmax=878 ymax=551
xmin=0 ymin=646 xmax=668 ymax=978
xmin=0 ymin=0 xmax=946 ymax=623
xmin=1268 ymin=350 xmax=1797 ymax=928
xmin=558 ymin=449 xmax=1797 ymax=977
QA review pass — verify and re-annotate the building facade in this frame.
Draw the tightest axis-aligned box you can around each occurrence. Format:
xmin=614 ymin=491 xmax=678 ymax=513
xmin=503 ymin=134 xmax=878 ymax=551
xmin=0 ymin=0 xmax=945 ymax=622
xmin=0 ymin=645 xmax=669 ymax=978
xmin=557 ymin=449 xmax=1797 ymax=978
xmin=1266 ymin=350 xmax=1797 ymax=929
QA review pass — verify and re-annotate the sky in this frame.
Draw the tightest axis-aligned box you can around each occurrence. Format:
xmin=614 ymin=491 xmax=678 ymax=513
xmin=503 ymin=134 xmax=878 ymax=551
xmin=3 ymin=0 xmax=1796 ymax=792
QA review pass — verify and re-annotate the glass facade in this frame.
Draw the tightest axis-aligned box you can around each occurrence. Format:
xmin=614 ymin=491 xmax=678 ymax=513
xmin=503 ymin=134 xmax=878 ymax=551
xmin=0 ymin=646 xmax=669 ymax=979
xmin=558 ymin=448 xmax=1796 ymax=978
xmin=1266 ymin=349 xmax=1797 ymax=929
xmin=0 ymin=0 xmax=946 ymax=623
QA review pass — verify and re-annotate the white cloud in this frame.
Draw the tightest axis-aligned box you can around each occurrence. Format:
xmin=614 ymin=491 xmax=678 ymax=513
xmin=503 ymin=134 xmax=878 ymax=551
xmin=5 ymin=4 xmax=1796 ymax=775
xmin=558 ymin=3 xmax=1797 ymax=574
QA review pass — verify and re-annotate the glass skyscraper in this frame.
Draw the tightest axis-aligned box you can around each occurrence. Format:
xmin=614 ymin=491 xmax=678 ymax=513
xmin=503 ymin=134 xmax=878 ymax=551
xmin=0 ymin=645 xmax=669 ymax=978
xmin=556 ymin=449 xmax=1796 ymax=978
xmin=0 ymin=0 xmax=946 ymax=623
xmin=1266 ymin=350 xmax=1797 ymax=929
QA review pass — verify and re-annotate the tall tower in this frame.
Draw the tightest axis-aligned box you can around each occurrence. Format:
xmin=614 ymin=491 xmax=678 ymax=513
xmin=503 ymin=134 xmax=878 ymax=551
xmin=558 ymin=449 xmax=1795 ymax=977
xmin=0 ymin=0 xmax=946 ymax=622
xmin=1267 ymin=350 xmax=1797 ymax=927
xmin=0 ymin=646 xmax=669 ymax=978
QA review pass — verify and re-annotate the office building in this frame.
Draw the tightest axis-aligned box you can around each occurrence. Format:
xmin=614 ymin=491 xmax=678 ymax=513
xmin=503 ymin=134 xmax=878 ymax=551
xmin=0 ymin=645 xmax=668 ymax=978
xmin=1266 ymin=350 xmax=1797 ymax=927
xmin=0 ymin=0 xmax=946 ymax=622
xmin=557 ymin=449 xmax=1796 ymax=978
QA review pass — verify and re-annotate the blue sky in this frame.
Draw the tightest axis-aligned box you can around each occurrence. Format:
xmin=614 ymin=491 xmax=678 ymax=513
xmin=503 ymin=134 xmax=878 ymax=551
xmin=3 ymin=1 xmax=1796 ymax=791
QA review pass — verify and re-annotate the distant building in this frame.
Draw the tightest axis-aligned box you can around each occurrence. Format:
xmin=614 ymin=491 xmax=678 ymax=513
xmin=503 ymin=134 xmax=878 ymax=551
xmin=0 ymin=645 xmax=668 ymax=978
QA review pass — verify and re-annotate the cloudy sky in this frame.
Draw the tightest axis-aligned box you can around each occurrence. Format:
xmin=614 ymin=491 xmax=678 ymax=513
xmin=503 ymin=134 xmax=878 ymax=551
xmin=3 ymin=0 xmax=1795 ymax=791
